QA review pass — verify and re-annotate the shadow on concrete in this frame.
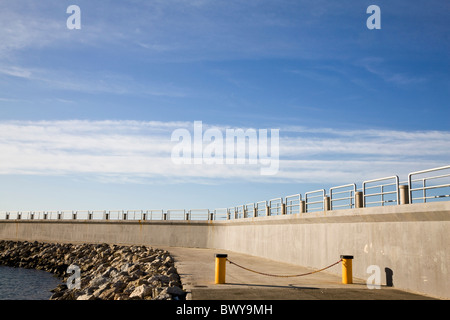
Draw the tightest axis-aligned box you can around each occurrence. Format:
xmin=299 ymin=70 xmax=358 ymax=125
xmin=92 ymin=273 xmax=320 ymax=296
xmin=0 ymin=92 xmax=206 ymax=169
xmin=190 ymin=286 xmax=438 ymax=300
xmin=224 ymin=282 xmax=319 ymax=290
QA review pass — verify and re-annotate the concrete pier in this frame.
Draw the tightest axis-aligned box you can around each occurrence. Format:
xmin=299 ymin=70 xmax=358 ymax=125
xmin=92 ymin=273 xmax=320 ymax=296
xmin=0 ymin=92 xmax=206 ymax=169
xmin=1 ymin=201 xmax=449 ymax=299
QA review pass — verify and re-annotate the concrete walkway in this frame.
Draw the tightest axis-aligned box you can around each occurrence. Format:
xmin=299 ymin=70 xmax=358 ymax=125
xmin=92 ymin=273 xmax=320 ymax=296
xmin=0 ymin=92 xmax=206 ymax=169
xmin=162 ymin=246 xmax=438 ymax=300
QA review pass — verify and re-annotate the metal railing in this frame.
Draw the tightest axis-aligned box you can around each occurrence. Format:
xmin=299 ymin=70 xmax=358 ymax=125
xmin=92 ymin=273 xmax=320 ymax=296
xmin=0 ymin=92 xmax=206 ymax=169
xmin=213 ymin=208 xmax=229 ymax=221
xmin=408 ymin=165 xmax=450 ymax=204
xmin=305 ymin=189 xmax=325 ymax=213
xmin=166 ymin=209 xmax=185 ymax=220
xmin=146 ymin=210 xmax=164 ymax=220
xmin=227 ymin=207 xmax=237 ymax=220
xmin=235 ymin=205 xmax=245 ymax=219
xmin=268 ymin=198 xmax=283 ymax=216
xmin=1 ymin=165 xmax=449 ymax=222
xmin=362 ymin=176 xmax=399 ymax=207
xmin=329 ymin=184 xmax=356 ymax=210
xmin=245 ymin=203 xmax=255 ymax=218
xmin=124 ymin=210 xmax=143 ymax=220
xmin=105 ymin=210 xmax=125 ymax=220
xmin=285 ymin=194 xmax=302 ymax=215
xmin=187 ymin=209 xmax=211 ymax=221
xmin=255 ymin=201 xmax=267 ymax=217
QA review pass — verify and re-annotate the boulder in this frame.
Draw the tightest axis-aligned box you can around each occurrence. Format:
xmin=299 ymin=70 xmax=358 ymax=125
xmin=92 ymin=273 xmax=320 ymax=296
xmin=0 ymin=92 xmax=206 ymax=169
xmin=167 ymin=286 xmax=185 ymax=298
xmin=129 ymin=285 xmax=152 ymax=300
xmin=77 ymin=294 xmax=95 ymax=300
xmin=89 ymin=275 xmax=110 ymax=288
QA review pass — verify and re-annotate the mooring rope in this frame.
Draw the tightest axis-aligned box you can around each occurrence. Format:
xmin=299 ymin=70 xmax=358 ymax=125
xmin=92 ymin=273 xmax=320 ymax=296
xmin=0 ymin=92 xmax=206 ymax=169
xmin=226 ymin=258 xmax=343 ymax=278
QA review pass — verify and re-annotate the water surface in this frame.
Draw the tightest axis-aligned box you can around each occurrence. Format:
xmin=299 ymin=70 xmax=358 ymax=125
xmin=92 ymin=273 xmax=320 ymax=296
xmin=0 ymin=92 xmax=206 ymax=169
xmin=0 ymin=265 xmax=62 ymax=300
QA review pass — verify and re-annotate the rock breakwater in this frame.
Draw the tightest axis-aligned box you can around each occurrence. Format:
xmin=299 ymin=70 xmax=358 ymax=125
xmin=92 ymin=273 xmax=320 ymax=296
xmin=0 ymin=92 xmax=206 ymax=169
xmin=0 ymin=240 xmax=186 ymax=300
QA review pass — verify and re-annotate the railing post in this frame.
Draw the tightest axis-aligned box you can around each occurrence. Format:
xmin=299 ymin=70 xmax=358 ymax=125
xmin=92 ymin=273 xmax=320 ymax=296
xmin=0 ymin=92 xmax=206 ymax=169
xmin=300 ymin=200 xmax=306 ymax=213
xmin=324 ymin=196 xmax=330 ymax=211
xmin=265 ymin=205 xmax=270 ymax=216
xmin=281 ymin=202 xmax=286 ymax=215
xmin=355 ymin=191 xmax=364 ymax=208
xmin=399 ymin=185 xmax=409 ymax=205
xmin=253 ymin=207 xmax=257 ymax=218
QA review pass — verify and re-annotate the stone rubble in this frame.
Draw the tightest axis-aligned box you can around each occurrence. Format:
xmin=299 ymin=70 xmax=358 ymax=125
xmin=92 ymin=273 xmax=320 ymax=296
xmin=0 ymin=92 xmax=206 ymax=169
xmin=0 ymin=240 xmax=186 ymax=300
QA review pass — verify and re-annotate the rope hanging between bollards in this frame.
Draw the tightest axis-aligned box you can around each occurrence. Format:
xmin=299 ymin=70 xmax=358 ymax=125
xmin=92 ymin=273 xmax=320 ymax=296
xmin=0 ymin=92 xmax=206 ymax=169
xmin=226 ymin=258 xmax=343 ymax=278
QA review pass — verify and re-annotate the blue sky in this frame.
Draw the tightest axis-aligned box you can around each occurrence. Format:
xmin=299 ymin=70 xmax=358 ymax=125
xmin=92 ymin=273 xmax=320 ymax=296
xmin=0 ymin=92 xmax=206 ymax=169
xmin=0 ymin=0 xmax=449 ymax=211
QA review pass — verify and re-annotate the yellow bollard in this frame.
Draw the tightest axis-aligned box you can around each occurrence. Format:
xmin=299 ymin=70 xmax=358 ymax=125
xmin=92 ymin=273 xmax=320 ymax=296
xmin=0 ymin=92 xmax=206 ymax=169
xmin=215 ymin=254 xmax=228 ymax=284
xmin=340 ymin=255 xmax=354 ymax=284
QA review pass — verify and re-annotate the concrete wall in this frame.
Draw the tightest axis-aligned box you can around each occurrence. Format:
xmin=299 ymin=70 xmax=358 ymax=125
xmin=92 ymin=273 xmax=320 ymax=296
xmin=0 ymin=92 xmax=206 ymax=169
xmin=1 ymin=201 xmax=449 ymax=299
xmin=208 ymin=202 xmax=450 ymax=299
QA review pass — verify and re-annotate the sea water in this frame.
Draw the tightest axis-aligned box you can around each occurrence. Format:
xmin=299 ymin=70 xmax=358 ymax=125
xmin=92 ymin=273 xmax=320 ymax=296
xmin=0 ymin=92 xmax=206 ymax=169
xmin=0 ymin=265 xmax=62 ymax=300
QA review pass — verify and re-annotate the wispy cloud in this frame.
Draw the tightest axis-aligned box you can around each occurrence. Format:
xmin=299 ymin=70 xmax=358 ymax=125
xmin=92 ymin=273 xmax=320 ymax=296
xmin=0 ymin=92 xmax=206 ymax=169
xmin=0 ymin=64 xmax=188 ymax=97
xmin=0 ymin=66 xmax=33 ymax=79
xmin=358 ymin=57 xmax=428 ymax=86
xmin=0 ymin=120 xmax=448 ymax=185
xmin=0 ymin=1 xmax=363 ymax=63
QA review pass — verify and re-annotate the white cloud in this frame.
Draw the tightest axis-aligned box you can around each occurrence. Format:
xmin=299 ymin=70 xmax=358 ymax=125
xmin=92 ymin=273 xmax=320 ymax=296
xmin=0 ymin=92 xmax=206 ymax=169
xmin=280 ymin=126 xmax=450 ymax=158
xmin=0 ymin=120 xmax=448 ymax=186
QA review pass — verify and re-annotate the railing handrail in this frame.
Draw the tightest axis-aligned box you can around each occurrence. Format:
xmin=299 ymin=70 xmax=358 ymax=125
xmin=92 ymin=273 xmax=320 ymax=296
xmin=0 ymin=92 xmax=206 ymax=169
xmin=408 ymin=165 xmax=450 ymax=176
xmin=305 ymin=189 xmax=325 ymax=197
